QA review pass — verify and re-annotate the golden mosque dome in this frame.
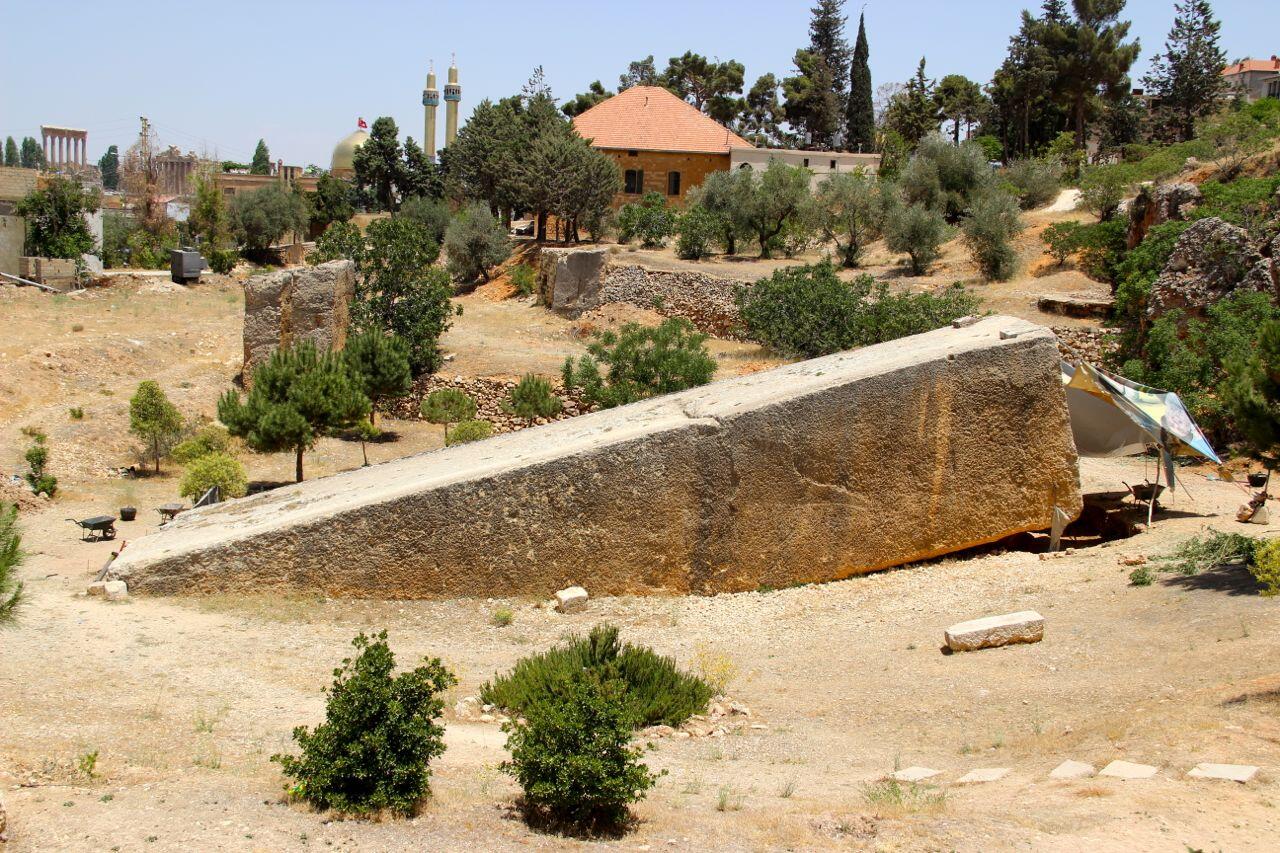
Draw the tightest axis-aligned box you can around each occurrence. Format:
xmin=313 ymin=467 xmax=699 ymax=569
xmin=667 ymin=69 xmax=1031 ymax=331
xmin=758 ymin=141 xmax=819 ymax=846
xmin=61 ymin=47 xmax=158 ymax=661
xmin=330 ymin=128 xmax=369 ymax=176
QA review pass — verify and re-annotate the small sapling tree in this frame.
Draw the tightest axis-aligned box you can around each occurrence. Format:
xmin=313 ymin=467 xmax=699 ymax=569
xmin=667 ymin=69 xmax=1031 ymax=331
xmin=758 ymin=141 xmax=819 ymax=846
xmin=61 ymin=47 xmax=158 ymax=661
xmin=420 ymin=388 xmax=477 ymax=443
xmin=505 ymin=375 xmax=562 ymax=422
xmin=129 ymin=380 xmax=183 ymax=473
xmin=342 ymin=329 xmax=412 ymax=426
xmin=0 ymin=502 xmax=24 ymax=625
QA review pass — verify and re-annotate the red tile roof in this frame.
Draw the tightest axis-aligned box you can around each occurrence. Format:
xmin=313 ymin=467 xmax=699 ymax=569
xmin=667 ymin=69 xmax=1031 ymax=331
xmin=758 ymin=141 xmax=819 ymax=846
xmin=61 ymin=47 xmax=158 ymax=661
xmin=1222 ymin=57 xmax=1280 ymax=76
xmin=573 ymin=86 xmax=753 ymax=155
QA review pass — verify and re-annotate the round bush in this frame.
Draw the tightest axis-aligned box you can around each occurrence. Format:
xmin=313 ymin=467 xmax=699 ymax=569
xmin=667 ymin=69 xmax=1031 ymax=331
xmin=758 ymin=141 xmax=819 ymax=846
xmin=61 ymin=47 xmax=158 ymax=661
xmin=179 ymin=451 xmax=247 ymax=500
xmin=445 ymin=419 xmax=493 ymax=446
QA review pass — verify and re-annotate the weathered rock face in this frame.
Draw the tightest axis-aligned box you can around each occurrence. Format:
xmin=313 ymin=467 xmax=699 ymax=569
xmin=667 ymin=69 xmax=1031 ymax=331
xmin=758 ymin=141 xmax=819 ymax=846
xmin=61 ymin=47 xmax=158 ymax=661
xmin=1148 ymin=217 xmax=1268 ymax=319
xmin=600 ymin=265 xmax=745 ymax=339
xmin=242 ymin=260 xmax=355 ymax=381
xmin=538 ymin=247 xmax=610 ymax=315
xmin=1127 ymin=182 xmax=1202 ymax=248
xmin=108 ymin=316 xmax=1081 ymax=599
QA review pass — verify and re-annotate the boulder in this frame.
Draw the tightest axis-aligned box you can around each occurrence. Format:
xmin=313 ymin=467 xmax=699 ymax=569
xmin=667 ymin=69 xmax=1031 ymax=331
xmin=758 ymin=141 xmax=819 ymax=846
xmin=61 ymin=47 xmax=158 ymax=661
xmin=242 ymin=259 xmax=355 ymax=383
xmin=553 ymin=586 xmax=589 ymax=613
xmin=1127 ymin=182 xmax=1202 ymax=248
xmin=539 ymin=247 xmax=610 ymax=315
xmin=86 ymin=581 xmax=106 ymax=596
xmin=945 ymin=610 xmax=1045 ymax=652
xmin=1148 ymin=218 xmax=1265 ymax=321
xmin=955 ymin=767 xmax=1010 ymax=784
xmin=106 ymin=316 xmax=1082 ymax=599
xmin=103 ymin=580 xmax=128 ymax=602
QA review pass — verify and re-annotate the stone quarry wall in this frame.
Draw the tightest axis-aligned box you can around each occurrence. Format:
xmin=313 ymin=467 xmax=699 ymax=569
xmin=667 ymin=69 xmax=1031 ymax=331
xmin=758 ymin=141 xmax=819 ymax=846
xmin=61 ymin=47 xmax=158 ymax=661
xmin=242 ymin=259 xmax=354 ymax=382
xmin=109 ymin=316 xmax=1081 ymax=599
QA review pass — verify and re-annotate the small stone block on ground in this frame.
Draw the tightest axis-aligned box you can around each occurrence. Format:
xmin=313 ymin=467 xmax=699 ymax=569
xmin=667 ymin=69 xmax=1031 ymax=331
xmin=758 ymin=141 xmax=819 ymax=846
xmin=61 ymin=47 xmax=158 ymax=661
xmin=1099 ymin=760 xmax=1159 ymax=780
xmin=890 ymin=766 xmax=941 ymax=783
xmin=103 ymin=580 xmax=129 ymax=602
xmin=945 ymin=610 xmax=1044 ymax=652
xmin=956 ymin=767 xmax=1010 ymax=784
xmin=1049 ymin=760 xmax=1096 ymax=780
xmin=86 ymin=581 xmax=106 ymax=596
xmin=554 ymin=586 xmax=589 ymax=613
xmin=1187 ymin=763 xmax=1258 ymax=783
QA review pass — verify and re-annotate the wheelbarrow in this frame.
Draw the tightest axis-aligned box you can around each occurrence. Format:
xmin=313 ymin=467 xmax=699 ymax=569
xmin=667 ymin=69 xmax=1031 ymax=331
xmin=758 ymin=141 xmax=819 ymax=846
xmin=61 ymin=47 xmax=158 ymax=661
xmin=67 ymin=515 xmax=117 ymax=542
xmin=1124 ymin=481 xmax=1166 ymax=505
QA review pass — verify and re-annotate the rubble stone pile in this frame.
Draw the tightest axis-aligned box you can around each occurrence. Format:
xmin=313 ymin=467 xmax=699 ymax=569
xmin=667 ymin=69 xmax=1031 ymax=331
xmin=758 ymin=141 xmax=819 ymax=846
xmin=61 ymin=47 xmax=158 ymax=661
xmin=1148 ymin=217 xmax=1273 ymax=320
xmin=382 ymin=374 xmax=592 ymax=434
xmin=1053 ymin=326 xmax=1116 ymax=365
xmin=600 ymin=265 xmax=746 ymax=339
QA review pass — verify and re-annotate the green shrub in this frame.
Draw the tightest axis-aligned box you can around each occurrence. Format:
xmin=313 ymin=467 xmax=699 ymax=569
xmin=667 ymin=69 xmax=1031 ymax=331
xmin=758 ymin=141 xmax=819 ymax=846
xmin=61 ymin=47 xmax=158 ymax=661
xmin=505 ymin=375 xmax=562 ymax=421
xmin=961 ymin=191 xmax=1024 ymax=281
xmin=1078 ymin=167 xmax=1129 ymax=221
xmin=972 ymin=134 xmax=1003 ymax=163
xmin=172 ymin=423 xmax=233 ymax=464
xmin=398 ymin=196 xmax=452 ymax=245
xmin=1042 ymin=221 xmax=1082 ymax=266
xmin=562 ymin=318 xmax=716 ymax=409
xmin=179 ymin=451 xmax=247 ymax=500
xmin=68 ymin=407 xmax=84 ymax=420
xmin=502 ymin=672 xmax=662 ymax=834
xmin=1193 ymin=176 xmax=1280 ymax=231
xmin=1111 ymin=220 xmax=1192 ymax=355
xmin=1250 ymin=539 xmax=1280 ymax=597
xmin=1003 ymin=159 xmax=1061 ymax=210
xmin=1071 ymin=219 xmax=1128 ymax=284
xmin=207 ymin=247 xmax=238 ymax=274
xmin=230 ymin=183 xmax=309 ymax=253
xmin=23 ymin=440 xmax=56 ymax=497
xmin=510 ymin=263 xmax=537 ymax=296
xmin=491 ymin=606 xmax=514 ymax=627
xmin=899 ymin=135 xmax=993 ymax=221
xmin=1128 ymin=564 xmax=1155 ymax=586
xmin=737 ymin=262 xmax=979 ymax=358
xmin=617 ymin=192 xmax=676 ymax=248
xmin=421 ymin=388 xmax=477 ymax=442
xmin=0 ymin=502 xmax=24 ymax=625
xmin=884 ymin=202 xmax=949 ymax=275
xmin=1155 ymin=530 xmax=1257 ymax=576
xmin=445 ymin=203 xmax=511 ymax=284
xmin=273 ymin=631 xmax=455 ymax=817
xmin=674 ymin=204 xmax=719 ymax=260
xmin=446 ymin=419 xmax=493 ymax=446
xmin=481 ymin=624 xmax=713 ymax=728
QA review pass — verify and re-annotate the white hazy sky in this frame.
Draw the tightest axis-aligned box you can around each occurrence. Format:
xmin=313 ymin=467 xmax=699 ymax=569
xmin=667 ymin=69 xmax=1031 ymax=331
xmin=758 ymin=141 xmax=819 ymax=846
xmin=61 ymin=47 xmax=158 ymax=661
xmin=1 ymin=0 xmax=1273 ymax=167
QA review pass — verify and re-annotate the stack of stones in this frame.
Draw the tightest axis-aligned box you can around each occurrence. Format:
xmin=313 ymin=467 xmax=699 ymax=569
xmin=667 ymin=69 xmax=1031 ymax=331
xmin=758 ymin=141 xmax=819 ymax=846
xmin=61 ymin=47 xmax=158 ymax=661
xmin=600 ymin=265 xmax=747 ymax=339
xmin=382 ymin=374 xmax=592 ymax=434
xmin=1053 ymin=326 xmax=1116 ymax=365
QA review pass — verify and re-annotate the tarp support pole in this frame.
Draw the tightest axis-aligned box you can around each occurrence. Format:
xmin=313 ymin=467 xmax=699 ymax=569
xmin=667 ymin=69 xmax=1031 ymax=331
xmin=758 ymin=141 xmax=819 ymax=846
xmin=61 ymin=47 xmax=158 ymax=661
xmin=1147 ymin=457 xmax=1160 ymax=528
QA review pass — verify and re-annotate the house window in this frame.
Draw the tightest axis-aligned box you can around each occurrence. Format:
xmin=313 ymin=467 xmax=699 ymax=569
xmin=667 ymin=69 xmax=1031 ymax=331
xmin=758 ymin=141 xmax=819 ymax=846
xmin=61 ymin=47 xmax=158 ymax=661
xmin=830 ymin=159 xmax=837 ymax=169
xmin=667 ymin=171 xmax=681 ymax=196
xmin=627 ymin=150 xmax=639 ymax=157
xmin=624 ymin=169 xmax=644 ymax=194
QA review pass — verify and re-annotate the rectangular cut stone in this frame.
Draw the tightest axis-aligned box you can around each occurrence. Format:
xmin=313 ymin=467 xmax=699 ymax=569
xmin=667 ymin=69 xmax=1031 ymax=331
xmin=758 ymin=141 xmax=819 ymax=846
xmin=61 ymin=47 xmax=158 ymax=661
xmin=242 ymin=260 xmax=354 ymax=384
xmin=1049 ymin=760 xmax=1096 ymax=780
xmin=108 ymin=316 xmax=1082 ymax=598
xmin=945 ymin=611 xmax=1045 ymax=652
xmin=956 ymin=767 xmax=1010 ymax=784
xmin=1099 ymin=760 xmax=1159 ymax=780
xmin=891 ymin=767 xmax=941 ymax=783
xmin=1187 ymin=763 xmax=1258 ymax=783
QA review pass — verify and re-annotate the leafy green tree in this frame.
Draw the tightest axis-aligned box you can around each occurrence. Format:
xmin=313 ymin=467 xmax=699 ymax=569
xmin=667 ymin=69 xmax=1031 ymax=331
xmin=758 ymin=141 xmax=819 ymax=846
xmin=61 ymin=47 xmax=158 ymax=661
xmin=685 ymin=170 xmax=751 ymax=255
xmin=619 ymin=55 xmax=659 ymax=88
xmin=19 ymin=136 xmax=45 ymax=169
xmin=172 ymin=423 xmax=232 ymax=464
xmin=562 ymin=80 xmax=612 ymax=117
xmin=129 ymin=380 xmax=183 ymax=473
xmin=218 ymin=341 xmax=370 ymax=482
xmin=661 ymin=51 xmax=745 ymax=121
xmin=309 ymin=174 xmax=355 ymax=231
xmin=675 ymin=204 xmax=720 ymax=260
xmin=356 ymin=217 xmax=456 ymax=375
xmin=885 ymin=202 xmax=949 ymax=275
xmin=445 ymin=98 xmax=524 ymax=217
xmin=3 ymin=136 xmax=18 ymax=167
xmin=401 ymin=136 xmax=443 ymax=200
xmin=15 ymin=177 xmax=99 ymax=259
xmin=934 ymin=74 xmax=989 ymax=144
xmin=97 ymin=144 xmax=119 ymax=189
xmin=444 ymin=203 xmax=511 ymax=284
xmin=420 ymin=388 xmax=476 ymax=442
xmin=847 ymin=13 xmax=875 ymax=152
xmin=563 ymin=318 xmax=716 ymax=408
xmin=273 ymin=631 xmax=455 ymax=817
xmin=813 ymin=170 xmax=888 ymax=267
xmin=617 ymin=192 xmax=677 ymax=248
xmin=502 ymin=672 xmax=662 ymax=833
xmin=229 ymin=183 xmax=308 ymax=253
xmin=0 ymin=502 xmax=24 ymax=625
xmin=783 ymin=49 xmax=841 ymax=149
xmin=179 ymin=452 xmax=247 ymax=500
xmin=962 ymin=190 xmax=1026 ymax=280
xmin=1078 ymin=165 xmax=1129 ymax=220
xmin=446 ymin=419 xmax=492 ymax=446
xmin=397 ymin=195 xmax=451 ymax=244
xmin=738 ymin=160 xmax=812 ymax=258
xmin=517 ymin=133 xmax=619 ymax=242
xmin=739 ymin=74 xmax=786 ymax=146
xmin=884 ymin=58 xmax=941 ymax=146
xmin=900 ymin=135 xmax=994 ymax=221
xmin=1142 ymin=0 xmax=1224 ymax=139
xmin=990 ymin=6 xmax=1067 ymax=160
xmin=250 ymin=139 xmax=271 ymax=175
xmin=1004 ymin=158 xmax=1062 ymax=209
xmin=505 ymin=375 xmax=562 ymax=421
xmin=188 ymin=168 xmax=231 ymax=249
xmin=309 ymin=221 xmax=366 ymax=269
xmin=1223 ymin=320 xmax=1280 ymax=470
xmin=23 ymin=439 xmax=56 ymax=497
xmin=353 ymin=117 xmax=405 ymax=212
xmin=342 ymin=330 xmax=412 ymax=426
xmin=1042 ymin=220 xmax=1082 ymax=265
xmin=1052 ymin=0 xmax=1141 ymax=148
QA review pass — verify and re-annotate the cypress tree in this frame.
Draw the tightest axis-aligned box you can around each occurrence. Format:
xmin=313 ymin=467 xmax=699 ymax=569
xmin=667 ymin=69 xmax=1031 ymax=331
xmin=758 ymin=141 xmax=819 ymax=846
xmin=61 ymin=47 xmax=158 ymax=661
xmin=98 ymin=145 xmax=119 ymax=190
xmin=847 ymin=13 xmax=875 ymax=152
xmin=4 ymin=136 xmax=18 ymax=167
xmin=1142 ymin=0 xmax=1227 ymax=142
xmin=218 ymin=342 xmax=369 ymax=482
xmin=19 ymin=137 xmax=44 ymax=169
xmin=250 ymin=139 xmax=271 ymax=175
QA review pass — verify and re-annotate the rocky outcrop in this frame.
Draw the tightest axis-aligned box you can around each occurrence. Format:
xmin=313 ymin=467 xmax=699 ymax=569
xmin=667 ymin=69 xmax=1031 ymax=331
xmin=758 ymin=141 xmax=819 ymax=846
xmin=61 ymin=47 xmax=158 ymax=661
xmin=242 ymin=260 xmax=355 ymax=382
xmin=601 ymin=266 xmax=745 ymax=339
xmin=539 ymin=247 xmax=610 ymax=315
xmin=1127 ymin=182 xmax=1202 ymax=249
xmin=107 ymin=316 xmax=1081 ymax=599
xmin=1148 ymin=217 xmax=1269 ymax=319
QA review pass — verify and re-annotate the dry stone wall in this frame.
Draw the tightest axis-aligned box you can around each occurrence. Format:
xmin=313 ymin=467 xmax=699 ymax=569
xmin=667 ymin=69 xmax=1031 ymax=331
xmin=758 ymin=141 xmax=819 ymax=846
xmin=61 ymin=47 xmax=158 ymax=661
xmin=242 ymin=259 xmax=354 ymax=382
xmin=109 ymin=316 xmax=1081 ymax=599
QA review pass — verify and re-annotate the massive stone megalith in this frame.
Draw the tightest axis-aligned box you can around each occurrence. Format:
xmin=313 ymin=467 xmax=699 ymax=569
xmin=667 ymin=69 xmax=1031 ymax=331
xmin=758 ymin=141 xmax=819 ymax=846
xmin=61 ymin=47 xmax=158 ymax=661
xmin=242 ymin=259 xmax=355 ymax=382
xmin=110 ymin=316 xmax=1081 ymax=598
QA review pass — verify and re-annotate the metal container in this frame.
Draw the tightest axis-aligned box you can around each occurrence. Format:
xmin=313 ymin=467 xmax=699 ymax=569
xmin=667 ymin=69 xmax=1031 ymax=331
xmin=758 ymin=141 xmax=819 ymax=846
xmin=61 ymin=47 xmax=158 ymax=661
xmin=170 ymin=249 xmax=206 ymax=284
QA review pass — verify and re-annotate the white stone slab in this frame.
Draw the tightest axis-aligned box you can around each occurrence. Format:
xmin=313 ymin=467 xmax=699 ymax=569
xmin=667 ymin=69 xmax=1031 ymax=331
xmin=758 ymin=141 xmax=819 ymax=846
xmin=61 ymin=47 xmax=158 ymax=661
xmin=1187 ymin=763 xmax=1258 ymax=783
xmin=1049 ymin=760 xmax=1096 ymax=780
xmin=890 ymin=766 xmax=941 ymax=783
xmin=945 ymin=610 xmax=1044 ymax=652
xmin=1099 ymin=760 xmax=1159 ymax=780
xmin=553 ymin=586 xmax=589 ymax=613
xmin=103 ymin=580 xmax=128 ymax=602
xmin=956 ymin=767 xmax=1010 ymax=784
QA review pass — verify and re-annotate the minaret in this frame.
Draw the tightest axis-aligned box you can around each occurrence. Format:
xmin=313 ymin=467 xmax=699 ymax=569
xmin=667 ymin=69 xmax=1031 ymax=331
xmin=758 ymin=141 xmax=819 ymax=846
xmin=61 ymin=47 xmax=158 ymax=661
xmin=422 ymin=62 xmax=440 ymax=162
xmin=444 ymin=55 xmax=461 ymax=148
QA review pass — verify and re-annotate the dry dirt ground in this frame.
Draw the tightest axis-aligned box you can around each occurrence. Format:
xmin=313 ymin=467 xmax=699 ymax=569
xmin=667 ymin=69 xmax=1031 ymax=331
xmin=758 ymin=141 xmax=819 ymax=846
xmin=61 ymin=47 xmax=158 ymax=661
xmin=3 ymin=207 xmax=1278 ymax=851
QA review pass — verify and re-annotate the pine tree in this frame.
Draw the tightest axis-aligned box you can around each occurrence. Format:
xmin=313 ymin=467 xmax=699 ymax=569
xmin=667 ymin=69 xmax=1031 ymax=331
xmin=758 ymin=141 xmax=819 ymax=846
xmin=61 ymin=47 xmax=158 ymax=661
xmin=884 ymin=58 xmax=940 ymax=146
xmin=250 ymin=139 xmax=271 ymax=175
xmin=1142 ymin=0 xmax=1227 ymax=142
xmin=4 ymin=136 xmax=18 ymax=167
xmin=342 ymin=329 xmax=412 ymax=426
xmin=0 ymin=502 xmax=23 ymax=625
xmin=808 ymin=0 xmax=851 ymax=106
xmin=98 ymin=144 xmax=119 ymax=190
xmin=846 ymin=13 xmax=875 ymax=153
xmin=218 ymin=342 xmax=369 ymax=482
xmin=783 ymin=50 xmax=842 ymax=149
xmin=129 ymin=380 xmax=183 ymax=473
xmin=353 ymin=117 xmax=405 ymax=212
xmin=1054 ymin=0 xmax=1141 ymax=148
xmin=934 ymin=74 xmax=987 ymax=143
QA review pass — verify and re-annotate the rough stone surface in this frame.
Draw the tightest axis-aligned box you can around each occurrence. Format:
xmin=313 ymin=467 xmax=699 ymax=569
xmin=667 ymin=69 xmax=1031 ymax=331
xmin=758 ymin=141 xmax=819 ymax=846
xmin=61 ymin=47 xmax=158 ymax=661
xmin=554 ymin=586 xmax=589 ymax=613
xmin=1148 ymin=218 xmax=1266 ymax=321
xmin=539 ymin=247 xmax=611 ymax=316
xmin=1099 ymin=760 xmax=1159 ymax=780
xmin=107 ymin=316 xmax=1082 ymax=599
xmin=103 ymin=580 xmax=128 ymax=602
xmin=945 ymin=610 xmax=1045 ymax=652
xmin=599 ymin=265 xmax=746 ymax=338
xmin=891 ymin=767 xmax=941 ymax=783
xmin=1049 ymin=760 xmax=1096 ymax=780
xmin=86 ymin=581 xmax=106 ymax=596
xmin=384 ymin=374 xmax=590 ymax=435
xmin=1036 ymin=294 xmax=1113 ymax=320
xmin=1127 ymin=182 xmax=1202 ymax=248
xmin=956 ymin=767 xmax=1010 ymax=784
xmin=242 ymin=259 xmax=355 ymax=383
xmin=0 ymin=788 xmax=6 ymax=841
xmin=1054 ymin=326 xmax=1115 ymax=365
xmin=1186 ymin=763 xmax=1258 ymax=783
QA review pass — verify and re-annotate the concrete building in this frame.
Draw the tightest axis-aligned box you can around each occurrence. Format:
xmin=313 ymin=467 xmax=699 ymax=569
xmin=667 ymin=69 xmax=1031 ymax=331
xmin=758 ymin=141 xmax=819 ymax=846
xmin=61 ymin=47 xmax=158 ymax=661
xmin=215 ymin=161 xmax=318 ymax=199
xmin=730 ymin=148 xmax=880 ymax=183
xmin=0 ymin=166 xmax=39 ymax=276
xmin=40 ymin=126 xmax=88 ymax=170
xmin=1222 ymin=57 xmax=1280 ymax=102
